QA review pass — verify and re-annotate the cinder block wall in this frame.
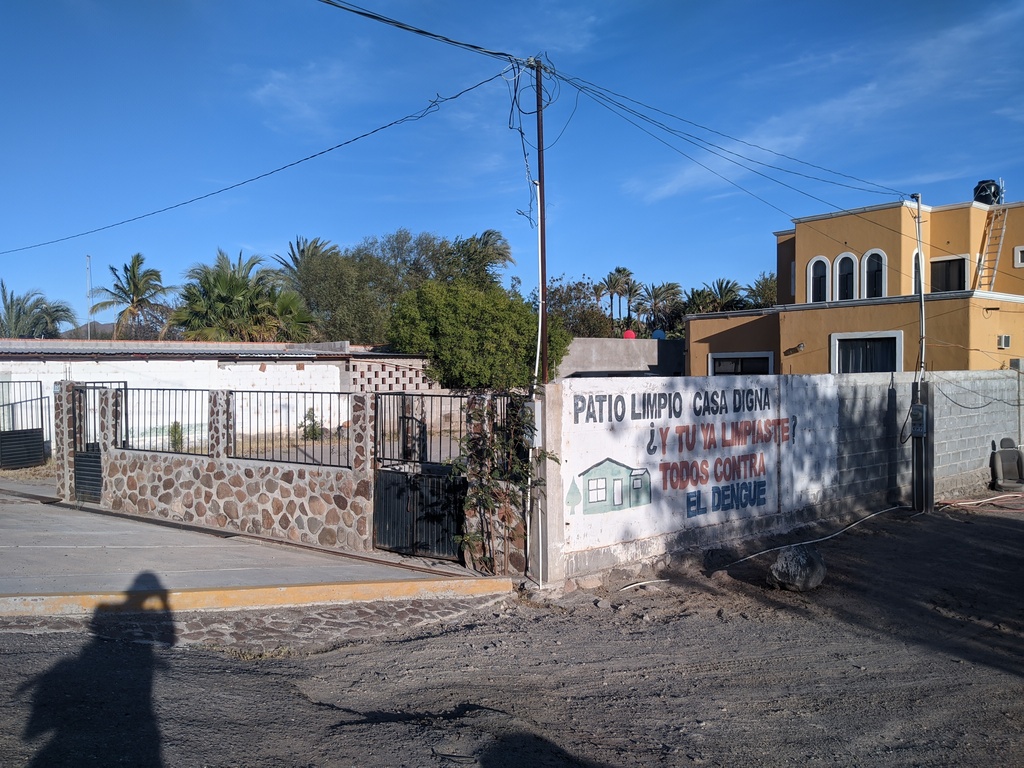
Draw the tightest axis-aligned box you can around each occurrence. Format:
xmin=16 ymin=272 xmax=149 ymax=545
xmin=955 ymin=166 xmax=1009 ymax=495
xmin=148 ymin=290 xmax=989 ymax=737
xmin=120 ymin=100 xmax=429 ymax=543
xmin=926 ymin=371 xmax=1021 ymax=497
xmin=835 ymin=374 xmax=916 ymax=510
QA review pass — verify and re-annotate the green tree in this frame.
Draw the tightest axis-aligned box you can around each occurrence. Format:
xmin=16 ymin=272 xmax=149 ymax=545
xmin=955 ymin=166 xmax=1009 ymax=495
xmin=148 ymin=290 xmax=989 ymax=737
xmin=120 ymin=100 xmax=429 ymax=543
xmin=703 ymin=278 xmax=747 ymax=312
xmin=638 ymin=282 xmax=683 ymax=332
xmin=168 ymin=250 xmax=313 ymax=342
xmin=389 ymin=280 xmax=570 ymax=390
xmin=540 ymin=275 xmax=614 ymax=338
xmin=0 ymin=281 xmax=77 ymax=338
xmin=272 ymin=236 xmax=341 ymax=294
xmin=90 ymin=253 xmax=174 ymax=340
xmin=743 ymin=271 xmax=777 ymax=309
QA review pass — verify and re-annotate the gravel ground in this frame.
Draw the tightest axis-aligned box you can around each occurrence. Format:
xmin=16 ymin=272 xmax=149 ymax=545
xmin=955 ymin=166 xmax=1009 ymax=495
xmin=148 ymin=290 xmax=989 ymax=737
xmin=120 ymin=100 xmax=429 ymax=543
xmin=0 ymin=500 xmax=1022 ymax=766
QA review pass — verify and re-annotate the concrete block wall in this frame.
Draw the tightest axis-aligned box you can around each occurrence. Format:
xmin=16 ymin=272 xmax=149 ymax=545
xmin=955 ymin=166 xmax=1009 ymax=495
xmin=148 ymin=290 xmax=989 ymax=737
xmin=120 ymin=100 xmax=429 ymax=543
xmin=835 ymin=374 xmax=916 ymax=510
xmin=346 ymin=359 xmax=440 ymax=392
xmin=926 ymin=370 xmax=1021 ymax=497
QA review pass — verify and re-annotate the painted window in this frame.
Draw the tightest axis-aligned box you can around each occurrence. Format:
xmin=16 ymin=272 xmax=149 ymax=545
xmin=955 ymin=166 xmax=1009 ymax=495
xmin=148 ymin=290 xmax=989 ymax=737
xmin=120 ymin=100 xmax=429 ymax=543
xmin=808 ymin=258 xmax=829 ymax=302
xmin=863 ymin=251 xmax=886 ymax=298
xmin=830 ymin=331 xmax=903 ymax=374
xmin=836 ymin=254 xmax=856 ymax=300
xmin=587 ymin=477 xmax=606 ymax=503
xmin=632 ymin=476 xmax=643 ymax=490
xmin=613 ymin=479 xmax=623 ymax=506
xmin=709 ymin=352 xmax=774 ymax=375
xmin=931 ymin=256 xmax=967 ymax=292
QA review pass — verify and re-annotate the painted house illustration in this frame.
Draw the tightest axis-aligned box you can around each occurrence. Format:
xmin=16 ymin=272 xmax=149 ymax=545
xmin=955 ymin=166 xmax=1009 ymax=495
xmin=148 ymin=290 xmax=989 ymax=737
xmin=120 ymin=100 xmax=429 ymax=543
xmin=578 ymin=458 xmax=652 ymax=515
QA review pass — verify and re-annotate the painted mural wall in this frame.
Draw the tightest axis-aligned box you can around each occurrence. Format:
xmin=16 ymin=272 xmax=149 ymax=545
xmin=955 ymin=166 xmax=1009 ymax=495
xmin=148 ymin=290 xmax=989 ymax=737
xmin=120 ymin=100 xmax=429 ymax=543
xmin=558 ymin=376 xmax=839 ymax=553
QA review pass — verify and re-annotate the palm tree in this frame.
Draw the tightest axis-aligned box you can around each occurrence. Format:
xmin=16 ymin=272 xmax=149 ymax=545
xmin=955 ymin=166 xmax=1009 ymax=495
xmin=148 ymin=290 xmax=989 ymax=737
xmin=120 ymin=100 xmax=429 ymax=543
xmin=743 ymin=271 xmax=777 ymax=309
xmin=90 ymin=253 xmax=174 ymax=340
xmin=623 ymin=278 xmax=643 ymax=324
xmin=639 ymin=282 xmax=682 ymax=331
xmin=704 ymin=278 xmax=747 ymax=312
xmin=0 ymin=281 xmax=77 ymax=338
xmin=683 ymin=286 xmax=716 ymax=315
xmin=611 ymin=267 xmax=633 ymax=320
xmin=168 ymin=250 xmax=313 ymax=342
xmin=272 ymin=236 xmax=341 ymax=293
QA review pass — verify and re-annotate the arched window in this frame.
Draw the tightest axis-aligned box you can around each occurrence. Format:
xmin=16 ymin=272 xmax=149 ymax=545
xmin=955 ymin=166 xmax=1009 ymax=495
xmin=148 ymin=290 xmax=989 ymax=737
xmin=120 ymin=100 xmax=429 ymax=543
xmin=808 ymin=257 xmax=829 ymax=302
xmin=862 ymin=250 xmax=886 ymax=298
xmin=834 ymin=253 xmax=857 ymax=300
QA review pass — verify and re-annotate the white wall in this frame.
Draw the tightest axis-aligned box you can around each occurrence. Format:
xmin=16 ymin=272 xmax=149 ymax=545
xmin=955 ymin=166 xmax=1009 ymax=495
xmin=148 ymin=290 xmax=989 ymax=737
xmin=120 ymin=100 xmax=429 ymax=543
xmin=544 ymin=374 xmax=844 ymax=580
xmin=0 ymin=359 xmax=348 ymax=443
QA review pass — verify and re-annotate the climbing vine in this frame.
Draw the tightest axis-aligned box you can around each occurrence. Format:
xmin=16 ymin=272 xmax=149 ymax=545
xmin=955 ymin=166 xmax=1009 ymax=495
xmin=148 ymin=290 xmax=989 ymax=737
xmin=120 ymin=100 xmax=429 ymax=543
xmin=452 ymin=391 xmax=554 ymax=576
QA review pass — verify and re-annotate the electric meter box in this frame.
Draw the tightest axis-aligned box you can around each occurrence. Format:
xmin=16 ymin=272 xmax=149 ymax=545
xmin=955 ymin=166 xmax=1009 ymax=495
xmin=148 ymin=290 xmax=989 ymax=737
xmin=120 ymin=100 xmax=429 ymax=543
xmin=910 ymin=404 xmax=927 ymax=438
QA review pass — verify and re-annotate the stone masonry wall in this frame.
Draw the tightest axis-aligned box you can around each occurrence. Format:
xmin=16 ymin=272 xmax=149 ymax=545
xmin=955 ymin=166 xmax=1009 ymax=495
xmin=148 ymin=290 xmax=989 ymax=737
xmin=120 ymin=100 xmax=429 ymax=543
xmin=104 ymin=454 xmax=371 ymax=550
xmin=97 ymin=389 xmax=376 ymax=553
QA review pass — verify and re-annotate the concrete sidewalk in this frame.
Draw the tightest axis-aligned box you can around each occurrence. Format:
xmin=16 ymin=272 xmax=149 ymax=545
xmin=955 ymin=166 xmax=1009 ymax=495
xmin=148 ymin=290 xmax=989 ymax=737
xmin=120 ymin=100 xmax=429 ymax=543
xmin=0 ymin=480 xmax=510 ymax=617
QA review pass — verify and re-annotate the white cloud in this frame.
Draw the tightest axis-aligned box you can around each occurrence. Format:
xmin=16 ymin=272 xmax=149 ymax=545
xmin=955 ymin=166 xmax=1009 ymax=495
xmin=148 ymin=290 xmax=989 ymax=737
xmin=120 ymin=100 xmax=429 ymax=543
xmin=250 ymin=60 xmax=361 ymax=136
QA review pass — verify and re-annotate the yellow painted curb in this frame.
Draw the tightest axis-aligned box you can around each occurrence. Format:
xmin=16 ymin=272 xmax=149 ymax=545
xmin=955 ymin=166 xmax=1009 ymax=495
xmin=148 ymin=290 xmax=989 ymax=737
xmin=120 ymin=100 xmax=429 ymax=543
xmin=0 ymin=577 xmax=513 ymax=617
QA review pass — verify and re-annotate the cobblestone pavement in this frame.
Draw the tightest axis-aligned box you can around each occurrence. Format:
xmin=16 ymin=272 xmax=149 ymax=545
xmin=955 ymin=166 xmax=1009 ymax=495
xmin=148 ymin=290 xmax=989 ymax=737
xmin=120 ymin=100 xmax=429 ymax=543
xmin=0 ymin=594 xmax=512 ymax=655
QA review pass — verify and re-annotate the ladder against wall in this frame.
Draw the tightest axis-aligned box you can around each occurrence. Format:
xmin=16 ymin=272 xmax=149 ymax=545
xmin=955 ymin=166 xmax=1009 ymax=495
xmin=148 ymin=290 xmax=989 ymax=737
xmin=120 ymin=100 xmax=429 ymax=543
xmin=974 ymin=206 xmax=1009 ymax=291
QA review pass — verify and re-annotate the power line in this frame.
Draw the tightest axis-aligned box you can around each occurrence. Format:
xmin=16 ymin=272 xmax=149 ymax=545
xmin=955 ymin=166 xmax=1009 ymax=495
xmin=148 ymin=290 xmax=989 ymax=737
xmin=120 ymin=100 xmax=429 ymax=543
xmin=315 ymin=0 xmax=521 ymax=64
xmin=0 ymin=71 xmax=509 ymax=257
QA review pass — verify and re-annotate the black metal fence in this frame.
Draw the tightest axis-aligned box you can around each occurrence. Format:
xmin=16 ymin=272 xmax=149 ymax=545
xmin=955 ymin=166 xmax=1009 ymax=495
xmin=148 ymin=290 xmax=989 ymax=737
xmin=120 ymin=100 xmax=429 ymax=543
xmin=232 ymin=390 xmax=353 ymax=468
xmin=125 ymin=388 xmax=210 ymax=455
xmin=375 ymin=393 xmax=472 ymax=468
xmin=73 ymin=382 xmax=129 ymax=452
xmin=0 ymin=381 xmax=46 ymax=435
xmin=0 ymin=381 xmax=48 ymax=468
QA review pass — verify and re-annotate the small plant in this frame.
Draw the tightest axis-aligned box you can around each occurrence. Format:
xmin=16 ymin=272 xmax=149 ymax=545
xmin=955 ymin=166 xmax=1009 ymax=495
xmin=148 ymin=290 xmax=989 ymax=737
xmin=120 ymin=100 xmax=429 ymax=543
xmin=169 ymin=421 xmax=184 ymax=453
xmin=298 ymin=407 xmax=324 ymax=440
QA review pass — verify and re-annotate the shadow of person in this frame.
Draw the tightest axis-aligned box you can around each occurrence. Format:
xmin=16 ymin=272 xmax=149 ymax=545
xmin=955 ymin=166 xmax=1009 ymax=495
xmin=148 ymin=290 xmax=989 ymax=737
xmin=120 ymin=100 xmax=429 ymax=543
xmin=18 ymin=571 xmax=177 ymax=767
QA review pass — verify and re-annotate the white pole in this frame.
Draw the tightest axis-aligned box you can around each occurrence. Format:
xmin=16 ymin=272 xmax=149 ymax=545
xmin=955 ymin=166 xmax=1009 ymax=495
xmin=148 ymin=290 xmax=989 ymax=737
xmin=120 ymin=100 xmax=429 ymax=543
xmin=912 ymin=195 xmax=925 ymax=380
xmin=86 ymin=254 xmax=92 ymax=341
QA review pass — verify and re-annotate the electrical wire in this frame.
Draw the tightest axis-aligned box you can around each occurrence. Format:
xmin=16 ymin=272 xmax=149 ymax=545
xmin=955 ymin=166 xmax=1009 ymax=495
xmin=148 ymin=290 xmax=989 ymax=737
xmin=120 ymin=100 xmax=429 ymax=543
xmin=723 ymin=505 xmax=907 ymax=568
xmin=0 ymin=70 xmax=510 ymax=257
xmin=315 ymin=0 xmax=521 ymax=63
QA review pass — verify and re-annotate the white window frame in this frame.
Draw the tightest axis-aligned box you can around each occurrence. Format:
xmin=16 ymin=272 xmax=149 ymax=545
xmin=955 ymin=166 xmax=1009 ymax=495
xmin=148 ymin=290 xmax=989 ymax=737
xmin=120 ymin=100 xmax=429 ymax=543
xmin=708 ymin=351 xmax=775 ymax=375
xmin=587 ymin=477 xmax=607 ymax=504
xmin=829 ymin=331 xmax=903 ymax=374
xmin=1013 ymin=245 xmax=1024 ymax=269
xmin=930 ymin=254 xmax=970 ymax=292
xmin=833 ymin=252 xmax=858 ymax=301
xmin=861 ymin=249 xmax=888 ymax=298
xmin=807 ymin=256 xmax=830 ymax=302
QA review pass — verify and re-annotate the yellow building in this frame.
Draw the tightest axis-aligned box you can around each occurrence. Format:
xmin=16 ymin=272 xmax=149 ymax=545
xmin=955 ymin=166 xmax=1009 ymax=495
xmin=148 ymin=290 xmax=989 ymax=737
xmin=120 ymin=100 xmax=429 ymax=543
xmin=686 ymin=183 xmax=1024 ymax=375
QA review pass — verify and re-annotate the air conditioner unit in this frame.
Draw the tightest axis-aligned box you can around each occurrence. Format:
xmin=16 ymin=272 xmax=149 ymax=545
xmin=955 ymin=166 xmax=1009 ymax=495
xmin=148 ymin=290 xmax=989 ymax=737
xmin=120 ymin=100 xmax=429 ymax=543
xmin=997 ymin=334 xmax=1011 ymax=349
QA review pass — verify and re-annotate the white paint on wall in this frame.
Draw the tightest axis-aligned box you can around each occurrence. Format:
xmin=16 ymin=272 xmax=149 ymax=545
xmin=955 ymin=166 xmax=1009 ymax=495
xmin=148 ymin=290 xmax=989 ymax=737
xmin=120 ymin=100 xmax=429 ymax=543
xmin=560 ymin=376 xmax=802 ymax=552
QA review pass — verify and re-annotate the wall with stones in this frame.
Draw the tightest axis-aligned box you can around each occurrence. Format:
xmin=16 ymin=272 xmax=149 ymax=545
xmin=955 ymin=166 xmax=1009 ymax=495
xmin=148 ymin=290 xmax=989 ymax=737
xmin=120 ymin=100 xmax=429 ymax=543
xmin=63 ymin=387 xmax=379 ymax=553
xmin=103 ymin=454 xmax=372 ymax=550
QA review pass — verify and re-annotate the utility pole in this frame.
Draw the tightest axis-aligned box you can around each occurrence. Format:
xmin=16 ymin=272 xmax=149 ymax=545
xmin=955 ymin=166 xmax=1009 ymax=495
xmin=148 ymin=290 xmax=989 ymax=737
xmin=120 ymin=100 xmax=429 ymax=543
xmin=534 ymin=57 xmax=548 ymax=384
xmin=86 ymin=254 xmax=92 ymax=341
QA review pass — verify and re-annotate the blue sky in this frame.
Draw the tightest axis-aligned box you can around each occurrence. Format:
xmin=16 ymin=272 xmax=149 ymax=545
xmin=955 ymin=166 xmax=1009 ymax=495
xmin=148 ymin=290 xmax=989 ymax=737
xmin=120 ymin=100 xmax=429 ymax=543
xmin=2 ymin=1 xmax=1022 ymax=329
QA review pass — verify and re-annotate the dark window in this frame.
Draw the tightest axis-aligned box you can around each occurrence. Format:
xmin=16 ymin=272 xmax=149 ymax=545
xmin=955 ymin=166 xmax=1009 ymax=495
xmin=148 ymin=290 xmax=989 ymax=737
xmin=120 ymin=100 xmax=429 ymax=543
xmin=865 ymin=253 xmax=884 ymax=298
xmin=913 ymin=257 xmax=921 ymax=294
xmin=931 ymin=259 xmax=966 ymax=292
xmin=837 ymin=256 xmax=855 ymax=300
xmin=811 ymin=261 xmax=827 ymax=302
xmin=837 ymin=337 xmax=897 ymax=373
xmin=712 ymin=356 xmax=771 ymax=375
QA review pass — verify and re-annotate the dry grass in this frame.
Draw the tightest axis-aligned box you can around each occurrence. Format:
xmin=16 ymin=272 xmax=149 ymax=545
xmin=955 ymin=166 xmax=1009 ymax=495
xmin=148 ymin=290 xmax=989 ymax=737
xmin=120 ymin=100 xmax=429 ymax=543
xmin=0 ymin=458 xmax=58 ymax=482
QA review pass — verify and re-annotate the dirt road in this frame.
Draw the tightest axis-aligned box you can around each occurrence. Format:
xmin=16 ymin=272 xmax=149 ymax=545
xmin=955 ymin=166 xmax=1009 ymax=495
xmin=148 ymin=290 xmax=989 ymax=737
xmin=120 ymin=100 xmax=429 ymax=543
xmin=1 ymin=501 xmax=1022 ymax=766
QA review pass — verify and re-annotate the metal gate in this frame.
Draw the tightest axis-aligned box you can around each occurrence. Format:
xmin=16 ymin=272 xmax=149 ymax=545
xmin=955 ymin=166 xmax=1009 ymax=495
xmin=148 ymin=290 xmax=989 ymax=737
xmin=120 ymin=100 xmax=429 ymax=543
xmin=71 ymin=382 xmax=127 ymax=503
xmin=373 ymin=393 xmax=470 ymax=560
xmin=0 ymin=382 xmax=47 ymax=469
